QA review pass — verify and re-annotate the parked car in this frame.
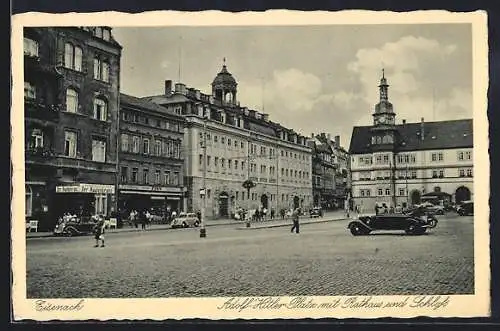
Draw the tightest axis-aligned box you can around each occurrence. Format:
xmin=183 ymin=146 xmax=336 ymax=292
xmin=416 ymin=202 xmax=445 ymax=215
xmin=457 ymin=200 xmax=474 ymax=216
xmin=53 ymin=217 xmax=97 ymax=237
xmin=347 ymin=209 xmax=438 ymax=236
xmin=309 ymin=207 xmax=323 ymax=218
xmin=171 ymin=212 xmax=200 ymax=228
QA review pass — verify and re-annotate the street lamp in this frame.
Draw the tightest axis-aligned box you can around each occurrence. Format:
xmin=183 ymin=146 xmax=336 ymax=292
xmin=200 ymin=114 xmax=208 ymax=238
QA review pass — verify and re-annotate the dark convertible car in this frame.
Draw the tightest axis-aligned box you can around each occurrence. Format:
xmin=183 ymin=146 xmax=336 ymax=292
xmin=347 ymin=209 xmax=438 ymax=236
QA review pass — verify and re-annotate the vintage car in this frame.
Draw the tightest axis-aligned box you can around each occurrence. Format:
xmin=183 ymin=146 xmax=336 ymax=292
xmin=347 ymin=210 xmax=438 ymax=236
xmin=53 ymin=216 xmax=98 ymax=237
xmin=416 ymin=202 xmax=445 ymax=215
xmin=457 ymin=200 xmax=474 ymax=216
xmin=309 ymin=207 xmax=323 ymax=218
xmin=171 ymin=212 xmax=200 ymax=228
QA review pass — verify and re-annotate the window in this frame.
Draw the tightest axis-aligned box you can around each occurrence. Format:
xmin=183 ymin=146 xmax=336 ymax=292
xmin=164 ymin=171 xmax=170 ymax=185
xmin=214 ymin=157 xmax=219 ymax=168
xmin=143 ymin=169 xmax=149 ymax=184
xmin=64 ymin=43 xmax=82 ymax=71
xmin=438 ymin=153 xmax=444 ymax=161
xmin=91 ymin=139 xmax=106 ymax=162
xmin=459 ymin=169 xmax=466 ymax=177
xmin=155 ymin=170 xmax=161 ymax=184
xmin=24 ymin=37 xmax=38 ymax=57
xmin=228 ymin=160 xmax=232 ymax=169
xmin=173 ymin=172 xmax=180 ymax=186
xmin=93 ymin=98 xmax=107 ymax=121
xmin=102 ymin=28 xmax=111 ymax=41
xmin=241 ymin=161 xmax=245 ymax=170
xmin=378 ymin=189 xmax=383 ymax=196
xmin=465 ymin=151 xmax=472 ymax=160
xmin=207 ymin=156 xmax=211 ymax=167
xmin=66 ymin=88 xmax=78 ymax=113
xmin=383 ymin=155 xmax=389 ymax=164
xmin=431 ymin=153 xmax=437 ymax=162
xmin=25 ymin=185 xmax=32 ymax=217
xmin=95 ymin=194 xmax=107 ymax=215
xmin=458 ymin=151 xmax=464 ymax=161
xmin=143 ymin=139 xmax=150 ymax=154
xmin=439 ymin=170 xmax=444 ymax=178
xmin=411 ymin=171 xmax=417 ymax=179
xmin=366 ymin=190 xmax=371 ymax=197
xmin=399 ymin=188 xmax=405 ymax=196
xmin=221 ymin=137 xmax=225 ymax=144
xmin=64 ymin=131 xmax=77 ymax=157
xmin=94 ymin=58 xmax=110 ymax=82
xmin=24 ymin=81 xmax=36 ymax=99
xmin=31 ymin=129 xmax=43 ymax=148
xmin=221 ymin=158 xmax=225 ymax=168
xmin=199 ymin=154 xmax=203 ymax=167
xmin=95 ymin=27 xmax=103 ymax=38
xmin=155 ymin=140 xmax=162 ymax=156
xmin=234 ymin=160 xmax=238 ymax=170
xmin=131 ymin=168 xmax=138 ymax=183
xmin=121 ymin=134 xmax=129 ymax=152
xmin=121 ymin=166 xmax=128 ymax=183
xmin=360 ymin=190 xmax=365 ymax=197
xmin=132 ymin=136 xmax=140 ymax=153
xmin=467 ymin=168 xmax=473 ymax=177
xmin=432 ymin=170 xmax=438 ymax=178
xmin=228 ymin=138 xmax=231 ymax=146
xmin=385 ymin=188 xmax=390 ymax=196
xmin=241 ymin=141 xmax=244 ymax=149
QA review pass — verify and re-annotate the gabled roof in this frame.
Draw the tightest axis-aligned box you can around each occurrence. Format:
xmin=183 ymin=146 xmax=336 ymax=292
xmin=349 ymin=119 xmax=473 ymax=154
xmin=120 ymin=93 xmax=183 ymax=118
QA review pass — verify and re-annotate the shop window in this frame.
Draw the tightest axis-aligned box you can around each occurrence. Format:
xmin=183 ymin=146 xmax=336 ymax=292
xmin=25 ymin=185 xmax=32 ymax=217
xmin=95 ymin=194 xmax=107 ymax=216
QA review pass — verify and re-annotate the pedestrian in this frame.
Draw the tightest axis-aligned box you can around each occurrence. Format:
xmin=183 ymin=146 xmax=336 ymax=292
xmin=140 ymin=210 xmax=147 ymax=230
xmin=93 ymin=218 xmax=106 ymax=248
xmin=290 ymin=207 xmax=300 ymax=234
xmin=270 ymin=208 xmax=275 ymax=220
xmin=196 ymin=210 xmax=201 ymax=222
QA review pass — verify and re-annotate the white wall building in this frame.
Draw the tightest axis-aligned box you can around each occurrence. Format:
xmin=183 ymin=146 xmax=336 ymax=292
xmin=143 ymin=62 xmax=313 ymax=218
xmin=349 ymin=70 xmax=473 ymax=212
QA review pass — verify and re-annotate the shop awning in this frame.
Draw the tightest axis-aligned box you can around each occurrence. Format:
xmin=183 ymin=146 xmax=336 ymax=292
xmin=56 ymin=183 xmax=115 ymax=194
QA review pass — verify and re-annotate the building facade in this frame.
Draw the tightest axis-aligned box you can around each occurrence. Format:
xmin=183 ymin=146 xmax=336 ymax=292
xmin=24 ymin=27 xmax=121 ymax=230
xmin=143 ymin=62 xmax=313 ymax=218
xmin=117 ymin=94 xmax=186 ymax=217
xmin=349 ymin=70 xmax=473 ymax=212
xmin=309 ymin=133 xmax=350 ymax=210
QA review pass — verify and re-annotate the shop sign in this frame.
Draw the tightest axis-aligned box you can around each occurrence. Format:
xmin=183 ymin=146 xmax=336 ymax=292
xmin=56 ymin=184 xmax=115 ymax=194
xmin=119 ymin=184 xmax=181 ymax=193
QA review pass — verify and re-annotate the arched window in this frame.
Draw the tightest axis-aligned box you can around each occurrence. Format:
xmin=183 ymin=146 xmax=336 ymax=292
xmin=93 ymin=98 xmax=107 ymax=121
xmin=66 ymin=88 xmax=78 ymax=113
xmin=25 ymin=185 xmax=32 ymax=217
xmin=64 ymin=43 xmax=83 ymax=71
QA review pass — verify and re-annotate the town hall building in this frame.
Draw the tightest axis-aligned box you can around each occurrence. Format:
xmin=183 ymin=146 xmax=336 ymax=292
xmin=349 ymin=70 xmax=473 ymax=212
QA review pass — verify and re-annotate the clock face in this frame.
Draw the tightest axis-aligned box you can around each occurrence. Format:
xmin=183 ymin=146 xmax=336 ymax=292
xmin=378 ymin=115 xmax=386 ymax=124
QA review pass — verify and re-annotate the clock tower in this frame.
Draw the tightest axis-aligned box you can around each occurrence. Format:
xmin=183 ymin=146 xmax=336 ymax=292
xmin=370 ymin=69 xmax=398 ymax=149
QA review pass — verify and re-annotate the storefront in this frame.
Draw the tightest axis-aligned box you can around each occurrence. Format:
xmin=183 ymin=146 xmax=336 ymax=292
xmin=118 ymin=184 xmax=184 ymax=217
xmin=55 ymin=183 xmax=115 ymax=218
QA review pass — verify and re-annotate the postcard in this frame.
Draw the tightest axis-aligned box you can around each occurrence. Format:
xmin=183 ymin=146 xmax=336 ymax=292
xmin=11 ymin=9 xmax=489 ymax=320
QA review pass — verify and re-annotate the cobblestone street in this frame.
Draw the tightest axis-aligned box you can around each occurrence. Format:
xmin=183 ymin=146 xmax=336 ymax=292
xmin=26 ymin=214 xmax=474 ymax=298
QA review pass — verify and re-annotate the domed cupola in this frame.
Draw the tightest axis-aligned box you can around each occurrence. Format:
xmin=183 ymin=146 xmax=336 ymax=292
xmin=211 ymin=58 xmax=238 ymax=104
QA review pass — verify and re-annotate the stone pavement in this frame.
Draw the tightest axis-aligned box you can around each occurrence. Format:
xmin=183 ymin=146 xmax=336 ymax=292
xmin=25 ymin=211 xmax=347 ymax=239
xmin=26 ymin=213 xmax=474 ymax=298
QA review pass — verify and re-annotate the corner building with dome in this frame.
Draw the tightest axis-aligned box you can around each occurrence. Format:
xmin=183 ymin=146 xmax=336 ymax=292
xmin=143 ymin=61 xmax=313 ymax=219
xmin=349 ymin=70 xmax=473 ymax=212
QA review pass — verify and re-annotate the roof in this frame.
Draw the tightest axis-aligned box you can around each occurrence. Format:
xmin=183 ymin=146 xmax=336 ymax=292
xmin=212 ymin=64 xmax=237 ymax=86
xmin=349 ymin=119 xmax=473 ymax=154
xmin=120 ymin=93 xmax=182 ymax=118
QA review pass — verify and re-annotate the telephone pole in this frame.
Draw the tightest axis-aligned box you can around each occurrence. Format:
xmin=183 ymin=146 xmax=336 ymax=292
xmin=200 ymin=114 xmax=207 ymax=238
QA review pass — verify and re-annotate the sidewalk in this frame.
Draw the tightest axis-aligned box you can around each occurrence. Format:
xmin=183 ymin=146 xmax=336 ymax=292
xmin=26 ymin=211 xmax=350 ymax=238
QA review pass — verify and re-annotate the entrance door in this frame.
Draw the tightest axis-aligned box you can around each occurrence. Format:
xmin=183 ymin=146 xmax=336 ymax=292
xmin=260 ymin=194 xmax=269 ymax=209
xmin=219 ymin=192 xmax=229 ymax=217
xmin=410 ymin=190 xmax=421 ymax=205
xmin=293 ymin=196 xmax=300 ymax=209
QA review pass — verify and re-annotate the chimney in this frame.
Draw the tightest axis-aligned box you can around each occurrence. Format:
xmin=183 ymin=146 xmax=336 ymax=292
xmin=164 ymin=80 xmax=172 ymax=95
xmin=402 ymin=119 xmax=406 ymax=125
xmin=195 ymin=89 xmax=201 ymax=99
xmin=311 ymin=133 xmax=314 ymax=138
xmin=335 ymin=135 xmax=340 ymax=147
xmin=420 ymin=117 xmax=425 ymax=141
xmin=327 ymin=133 xmax=331 ymax=141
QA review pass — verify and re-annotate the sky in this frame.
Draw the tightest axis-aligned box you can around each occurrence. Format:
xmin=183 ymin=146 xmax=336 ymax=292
xmin=112 ymin=24 xmax=472 ymax=148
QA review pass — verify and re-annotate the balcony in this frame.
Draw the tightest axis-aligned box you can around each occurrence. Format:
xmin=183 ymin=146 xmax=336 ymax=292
xmin=24 ymin=55 xmax=63 ymax=78
xmin=24 ymin=99 xmax=60 ymax=123
xmin=25 ymin=147 xmax=56 ymax=163
xmin=25 ymin=153 xmax=116 ymax=172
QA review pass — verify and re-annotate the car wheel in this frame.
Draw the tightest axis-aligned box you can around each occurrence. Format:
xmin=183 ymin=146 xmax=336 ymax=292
xmin=350 ymin=224 xmax=363 ymax=236
xmin=405 ymin=225 xmax=417 ymax=235
xmin=182 ymin=222 xmax=188 ymax=228
xmin=194 ymin=221 xmax=200 ymax=227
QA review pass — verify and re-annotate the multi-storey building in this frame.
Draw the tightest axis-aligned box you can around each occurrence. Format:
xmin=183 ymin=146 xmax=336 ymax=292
xmin=349 ymin=70 xmax=473 ymax=212
xmin=143 ymin=62 xmax=313 ymax=218
xmin=117 ymin=94 xmax=186 ymax=216
xmin=308 ymin=133 xmax=350 ymax=210
xmin=24 ymin=27 xmax=121 ymax=230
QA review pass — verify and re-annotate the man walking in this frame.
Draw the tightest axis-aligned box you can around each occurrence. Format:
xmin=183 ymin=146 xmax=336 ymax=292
xmin=290 ymin=207 xmax=300 ymax=234
xmin=93 ymin=218 xmax=106 ymax=248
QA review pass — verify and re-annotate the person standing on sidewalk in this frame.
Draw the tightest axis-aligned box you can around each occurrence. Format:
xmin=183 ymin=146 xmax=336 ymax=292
xmin=290 ymin=207 xmax=300 ymax=234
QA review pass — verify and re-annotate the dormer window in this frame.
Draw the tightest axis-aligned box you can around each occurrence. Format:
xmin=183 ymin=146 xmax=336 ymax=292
xmin=102 ymin=28 xmax=111 ymax=41
xmin=95 ymin=27 xmax=103 ymax=38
